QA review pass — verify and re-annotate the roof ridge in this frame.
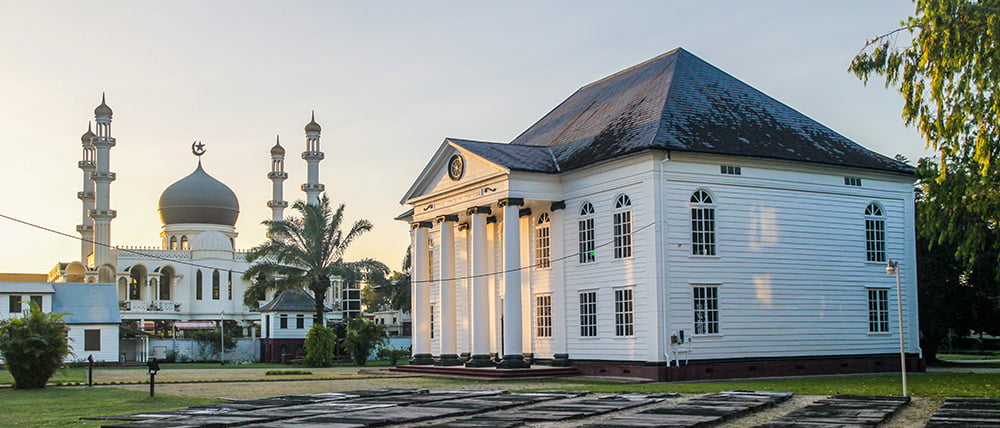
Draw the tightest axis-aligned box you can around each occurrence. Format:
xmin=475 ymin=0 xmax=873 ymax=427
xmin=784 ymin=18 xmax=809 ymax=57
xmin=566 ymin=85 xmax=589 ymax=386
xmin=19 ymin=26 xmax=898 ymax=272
xmin=578 ymin=47 xmax=684 ymax=91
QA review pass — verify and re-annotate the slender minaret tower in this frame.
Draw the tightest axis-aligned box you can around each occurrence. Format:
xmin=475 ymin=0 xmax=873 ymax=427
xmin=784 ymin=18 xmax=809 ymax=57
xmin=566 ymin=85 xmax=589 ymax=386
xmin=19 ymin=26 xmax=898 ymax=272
xmin=89 ymin=94 xmax=117 ymax=267
xmin=267 ymin=135 xmax=288 ymax=221
xmin=76 ymin=123 xmax=97 ymax=262
xmin=301 ymin=112 xmax=324 ymax=205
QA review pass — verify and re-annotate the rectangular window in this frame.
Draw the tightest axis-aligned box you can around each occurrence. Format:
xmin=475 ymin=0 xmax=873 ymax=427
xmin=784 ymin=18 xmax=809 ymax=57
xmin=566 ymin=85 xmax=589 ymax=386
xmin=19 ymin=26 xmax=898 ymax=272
xmin=30 ymin=295 xmax=42 ymax=309
xmin=579 ymin=291 xmax=597 ymax=337
xmin=279 ymin=314 xmax=288 ymax=329
xmin=614 ymin=288 xmax=634 ymax=336
xmin=429 ymin=304 xmax=435 ymax=339
xmin=84 ymin=329 xmax=101 ymax=351
xmin=693 ymin=286 xmax=720 ymax=335
xmin=691 ymin=207 xmax=716 ymax=256
xmin=535 ymin=219 xmax=551 ymax=269
xmin=9 ymin=295 xmax=22 ymax=313
xmin=720 ymin=165 xmax=742 ymax=175
xmin=868 ymin=288 xmax=890 ymax=333
xmin=296 ymin=314 xmax=304 ymax=329
xmin=578 ymin=217 xmax=595 ymax=263
xmin=866 ymin=218 xmax=886 ymax=262
xmin=129 ymin=280 xmax=141 ymax=300
xmin=844 ymin=177 xmax=863 ymax=186
xmin=613 ymin=210 xmax=632 ymax=259
xmin=535 ymin=294 xmax=552 ymax=338
xmin=427 ymin=238 xmax=435 ymax=282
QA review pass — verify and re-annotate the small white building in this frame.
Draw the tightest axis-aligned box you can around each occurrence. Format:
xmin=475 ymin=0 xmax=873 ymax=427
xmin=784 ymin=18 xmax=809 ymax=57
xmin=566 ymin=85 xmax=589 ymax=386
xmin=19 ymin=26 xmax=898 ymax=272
xmin=399 ymin=48 xmax=920 ymax=380
xmin=258 ymin=289 xmax=340 ymax=362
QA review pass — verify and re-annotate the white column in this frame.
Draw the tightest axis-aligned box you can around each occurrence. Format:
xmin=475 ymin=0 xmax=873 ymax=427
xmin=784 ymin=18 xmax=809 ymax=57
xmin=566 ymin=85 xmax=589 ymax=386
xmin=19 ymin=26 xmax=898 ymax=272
xmin=549 ymin=201 xmax=570 ymax=366
xmin=435 ymin=215 xmax=461 ymax=365
xmin=409 ymin=222 xmax=434 ymax=364
xmin=466 ymin=206 xmax=493 ymax=366
xmin=498 ymin=198 xmax=529 ymax=368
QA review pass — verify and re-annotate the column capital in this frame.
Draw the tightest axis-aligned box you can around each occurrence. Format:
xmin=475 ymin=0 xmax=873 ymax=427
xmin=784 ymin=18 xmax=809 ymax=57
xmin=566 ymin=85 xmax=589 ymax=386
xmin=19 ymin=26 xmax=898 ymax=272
xmin=486 ymin=216 xmax=497 ymax=224
xmin=435 ymin=214 xmax=459 ymax=224
xmin=550 ymin=200 xmax=566 ymax=211
xmin=497 ymin=197 xmax=524 ymax=208
xmin=466 ymin=206 xmax=492 ymax=216
xmin=519 ymin=208 xmax=532 ymax=218
xmin=456 ymin=222 xmax=470 ymax=232
xmin=410 ymin=221 xmax=433 ymax=230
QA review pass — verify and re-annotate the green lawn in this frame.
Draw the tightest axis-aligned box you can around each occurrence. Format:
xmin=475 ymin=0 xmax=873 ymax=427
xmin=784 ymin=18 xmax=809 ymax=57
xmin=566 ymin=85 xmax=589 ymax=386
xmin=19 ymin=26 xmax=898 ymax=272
xmin=938 ymin=352 xmax=1000 ymax=361
xmin=515 ymin=372 xmax=1000 ymax=398
xmin=0 ymin=368 xmax=86 ymax=385
xmin=0 ymin=387 xmax=214 ymax=427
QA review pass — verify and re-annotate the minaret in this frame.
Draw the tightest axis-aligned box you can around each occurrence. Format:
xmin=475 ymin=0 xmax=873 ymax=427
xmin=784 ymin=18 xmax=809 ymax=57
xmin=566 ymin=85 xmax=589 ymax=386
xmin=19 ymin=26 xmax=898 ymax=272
xmin=267 ymin=135 xmax=288 ymax=221
xmin=301 ymin=112 xmax=324 ymax=205
xmin=89 ymin=94 xmax=117 ymax=268
xmin=76 ymin=123 xmax=97 ymax=262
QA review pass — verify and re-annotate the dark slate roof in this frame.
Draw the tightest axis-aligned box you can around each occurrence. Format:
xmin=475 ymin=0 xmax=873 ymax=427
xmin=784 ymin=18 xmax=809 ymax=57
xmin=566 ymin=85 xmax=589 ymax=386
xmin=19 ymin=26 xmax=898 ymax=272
xmin=507 ymin=48 xmax=913 ymax=174
xmin=258 ymin=289 xmax=326 ymax=313
xmin=448 ymin=138 xmax=559 ymax=173
xmin=52 ymin=283 xmax=120 ymax=324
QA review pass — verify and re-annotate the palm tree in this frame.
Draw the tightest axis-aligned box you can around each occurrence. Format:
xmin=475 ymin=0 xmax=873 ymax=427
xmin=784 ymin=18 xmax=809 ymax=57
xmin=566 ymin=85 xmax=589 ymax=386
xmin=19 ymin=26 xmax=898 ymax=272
xmin=368 ymin=247 xmax=411 ymax=312
xmin=242 ymin=194 xmax=389 ymax=323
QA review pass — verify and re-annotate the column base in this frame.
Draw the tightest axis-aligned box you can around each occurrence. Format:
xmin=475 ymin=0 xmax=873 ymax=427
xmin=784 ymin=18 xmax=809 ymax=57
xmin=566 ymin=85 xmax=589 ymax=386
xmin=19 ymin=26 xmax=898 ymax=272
xmin=459 ymin=352 xmax=471 ymax=362
xmin=497 ymin=354 xmax=531 ymax=369
xmin=434 ymin=354 xmax=463 ymax=366
xmin=409 ymin=353 xmax=435 ymax=365
xmin=552 ymin=353 xmax=571 ymax=367
xmin=465 ymin=354 xmax=495 ymax=367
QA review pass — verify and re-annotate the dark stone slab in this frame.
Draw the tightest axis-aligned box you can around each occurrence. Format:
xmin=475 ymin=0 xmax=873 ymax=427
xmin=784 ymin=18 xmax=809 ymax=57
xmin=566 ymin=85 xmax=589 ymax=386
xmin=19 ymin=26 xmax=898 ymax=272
xmin=926 ymin=398 xmax=1000 ymax=428
xmin=101 ymin=415 xmax=277 ymax=427
xmin=580 ymin=390 xmax=793 ymax=428
xmin=756 ymin=394 xmax=909 ymax=428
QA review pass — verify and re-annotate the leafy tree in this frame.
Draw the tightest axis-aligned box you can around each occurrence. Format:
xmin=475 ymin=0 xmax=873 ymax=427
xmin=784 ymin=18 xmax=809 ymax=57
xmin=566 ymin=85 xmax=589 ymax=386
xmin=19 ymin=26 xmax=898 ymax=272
xmin=343 ymin=318 xmax=388 ymax=366
xmin=190 ymin=326 xmax=237 ymax=361
xmin=367 ymin=247 xmax=412 ymax=312
xmin=0 ymin=302 xmax=72 ymax=389
xmin=850 ymin=0 xmax=1000 ymax=274
xmin=304 ymin=324 xmax=336 ymax=367
xmin=242 ymin=194 xmax=389 ymax=323
xmin=377 ymin=346 xmax=411 ymax=365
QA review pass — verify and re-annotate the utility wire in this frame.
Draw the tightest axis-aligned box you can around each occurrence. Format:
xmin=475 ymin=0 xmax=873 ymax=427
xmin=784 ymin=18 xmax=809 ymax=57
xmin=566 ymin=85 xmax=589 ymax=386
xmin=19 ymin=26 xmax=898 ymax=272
xmin=1 ymin=211 xmax=656 ymax=284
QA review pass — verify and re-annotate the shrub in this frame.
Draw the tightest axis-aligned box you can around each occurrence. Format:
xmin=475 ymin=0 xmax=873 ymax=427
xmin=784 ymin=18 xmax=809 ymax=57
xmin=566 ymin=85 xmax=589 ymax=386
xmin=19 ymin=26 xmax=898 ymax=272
xmin=0 ymin=302 xmax=72 ymax=389
xmin=304 ymin=324 xmax=336 ymax=367
xmin=189 ymin=328 xmax=237 ymax=361
xmin=376 ymin=346 xmax=411 ymax=365
xmin=343 ymin=318 xmax=387 ymax=366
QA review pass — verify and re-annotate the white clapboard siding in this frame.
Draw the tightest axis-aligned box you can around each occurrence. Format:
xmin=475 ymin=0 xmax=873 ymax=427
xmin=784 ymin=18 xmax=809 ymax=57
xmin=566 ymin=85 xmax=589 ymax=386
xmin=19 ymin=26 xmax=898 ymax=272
xmin=66 ymin=324 xmax=119 ymax=363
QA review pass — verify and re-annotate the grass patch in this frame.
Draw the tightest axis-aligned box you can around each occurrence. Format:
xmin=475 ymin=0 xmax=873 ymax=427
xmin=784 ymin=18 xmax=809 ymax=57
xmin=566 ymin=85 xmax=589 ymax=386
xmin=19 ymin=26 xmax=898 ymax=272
xmin=0 ymin=368 xmax=85 ymax=385
xmin=938 ymin=353 xmax=1000 ymax=361
xmin=0 ymin=387 xmax=215 ymax=427
xmin=265 ymin=370 xmax=312 ymax=375
xmin=513 ymin=373 xmax=1000 ymax=398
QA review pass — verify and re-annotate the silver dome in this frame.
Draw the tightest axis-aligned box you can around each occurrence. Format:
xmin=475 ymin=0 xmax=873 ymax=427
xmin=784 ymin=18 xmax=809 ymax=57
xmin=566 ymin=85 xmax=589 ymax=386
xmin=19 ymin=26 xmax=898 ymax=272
xmin=158 ymin=163 xmax=239 ymax=226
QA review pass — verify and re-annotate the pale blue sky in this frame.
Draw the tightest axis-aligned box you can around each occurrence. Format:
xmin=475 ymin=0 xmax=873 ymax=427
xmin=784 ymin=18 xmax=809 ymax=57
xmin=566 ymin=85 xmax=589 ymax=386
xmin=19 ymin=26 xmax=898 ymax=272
xmin=0 ymin=1 xmax=926 ymax=273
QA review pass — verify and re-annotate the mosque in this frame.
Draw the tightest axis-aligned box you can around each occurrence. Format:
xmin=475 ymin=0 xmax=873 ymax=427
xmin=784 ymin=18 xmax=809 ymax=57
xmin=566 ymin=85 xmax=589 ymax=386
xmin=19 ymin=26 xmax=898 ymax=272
xmin=40 ymin=97 xmax=346 ymax=359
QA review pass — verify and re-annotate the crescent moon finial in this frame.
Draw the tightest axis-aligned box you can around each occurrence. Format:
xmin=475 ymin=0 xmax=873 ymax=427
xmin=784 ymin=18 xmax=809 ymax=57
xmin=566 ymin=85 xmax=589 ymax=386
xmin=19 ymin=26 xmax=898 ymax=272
xmin=192 ymin=141 xmax=206 ymax=157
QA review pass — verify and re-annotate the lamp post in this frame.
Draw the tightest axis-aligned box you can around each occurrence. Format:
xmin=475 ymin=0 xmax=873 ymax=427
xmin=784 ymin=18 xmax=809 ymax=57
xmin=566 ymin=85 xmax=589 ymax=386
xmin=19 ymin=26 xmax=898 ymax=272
xmin=220 ymin=311 xmax=225 ymax=365
xmin=886 ymin=259 xmax=907 ymax=396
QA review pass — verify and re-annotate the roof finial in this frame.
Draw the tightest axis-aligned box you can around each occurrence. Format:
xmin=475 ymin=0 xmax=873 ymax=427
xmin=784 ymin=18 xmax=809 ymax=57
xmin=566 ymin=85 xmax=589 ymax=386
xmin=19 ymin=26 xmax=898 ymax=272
xmin=192 ymin=140 xmax=206 ymax=157
xmin=276 ymin=134 xmax=280 ymax=145
xmin=88 ymin=121 xmax=92 ymax=133
xmin=311 ymin=110 xmax=315 ymax=122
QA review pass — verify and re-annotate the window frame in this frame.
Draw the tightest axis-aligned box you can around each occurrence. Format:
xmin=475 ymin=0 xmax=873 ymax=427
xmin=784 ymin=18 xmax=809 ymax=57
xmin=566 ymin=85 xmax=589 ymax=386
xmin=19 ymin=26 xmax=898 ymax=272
xmin=720 ymin=165 xmax=742 ymax=175
xmin=29 ymin=295 xmax=42 ymax=309
xmin=212 ymin=270 xmax=221 ymax=300
xmin=279 ymin=314 xmax=288 ymax=329
xmin=535 ymin=213 xmax=551 ymax=269
xmin=867 ymin=287 xmax=890 ymax=334
xmin=579 ymin=290 xmax=598 ymax=337
xmin=865 ymin=203 xmax=886 ymax=263
xmin=296 ymin=314 xmax=305 ymax=329
xmin=578 ymin=202 xmax=596 ymax=264
xmin=690 ymin=190 xmax=717 ymax=256
xmin=613 ymin=194 xmax=633 ymax=259
xmin=535 ymin=294 xmax=552 ymax=338
xmin=9 ymin=295 xmax=22 ymax=313
xmin=195 ymin=270 xmax=203 ymax=300
xmin=693 ymin=285 xmax=721 ymax=336
xmin=84 ymin=329 xmax=101 ymax=351
xmin=614 ymin=287 xmax=635 ymax=337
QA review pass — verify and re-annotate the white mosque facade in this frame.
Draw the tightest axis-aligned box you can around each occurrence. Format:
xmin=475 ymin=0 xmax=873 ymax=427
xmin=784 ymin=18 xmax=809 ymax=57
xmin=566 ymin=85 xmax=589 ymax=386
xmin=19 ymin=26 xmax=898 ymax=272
xmin=49 ymin=98 xmax=339 ymax=342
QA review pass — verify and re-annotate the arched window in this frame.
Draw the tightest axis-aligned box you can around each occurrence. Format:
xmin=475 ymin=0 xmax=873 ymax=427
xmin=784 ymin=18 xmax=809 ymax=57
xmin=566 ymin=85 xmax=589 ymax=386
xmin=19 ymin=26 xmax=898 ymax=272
xmin=613 ymin=194 xmax=632 ymax=259
xmin=169 ymin=236 xmax=178 ymax=250
xmin=535 ymin=213 xmax=551 ymax=269
xmin=690 ymin=190 xmax=716 ymax=256
xmin=579 ymin=202 xmax=596 ymax=263
xmin=227 ymin=271 xmax=233 ymax=300
xmin=128 ymin=266 xmax=146 ymax=300
xmin=159 ymin=267 xmax=173 ymax=300
xmin=195 ymin=270 xmax=203 ymax=300
xmin=180 ymin=235 xmax=189 ymax=250
xmin=212 ymin=270 xmax=221 ymax=300
xmin=865 ymin=203 xmax=886 ymax=262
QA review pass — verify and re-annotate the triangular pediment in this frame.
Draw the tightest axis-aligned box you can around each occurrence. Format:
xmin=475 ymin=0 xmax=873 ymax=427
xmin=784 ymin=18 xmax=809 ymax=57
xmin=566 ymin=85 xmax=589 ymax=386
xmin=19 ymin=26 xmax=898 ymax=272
xmin=400 ymin=139 xmax=510 ymax=204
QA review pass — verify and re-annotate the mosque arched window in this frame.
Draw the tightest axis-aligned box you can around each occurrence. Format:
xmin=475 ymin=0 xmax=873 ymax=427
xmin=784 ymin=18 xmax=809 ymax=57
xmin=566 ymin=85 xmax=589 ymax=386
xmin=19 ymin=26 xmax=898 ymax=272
xmin=169 ymin=236 xmax=178 ymax=250
xmin=180 ymin=235 xmax=189 ymax=250
xmin=195 ymin=270 xmax=203 ymax=300
xmin=212 ymin=270 xmax=221 ymax=300
xmin=128 ymin=266 xmax=146 ymax=300
xmin=159 ymin=267 xmax=174 ymax=300
xmin=227 ymin=270 xmax=233 ymax=300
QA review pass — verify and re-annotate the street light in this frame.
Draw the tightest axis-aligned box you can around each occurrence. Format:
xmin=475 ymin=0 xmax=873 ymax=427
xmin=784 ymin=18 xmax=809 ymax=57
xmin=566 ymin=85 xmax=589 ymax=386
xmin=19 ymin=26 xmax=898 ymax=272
xmin=220 ymin=311 xmax=225 ymax=366
xmin=886 ymin=259 xmax=907 ymax=396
